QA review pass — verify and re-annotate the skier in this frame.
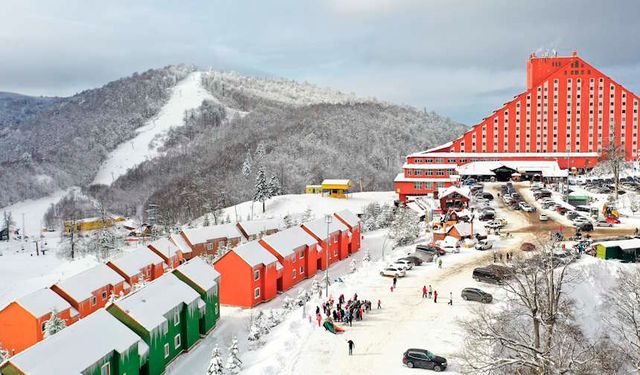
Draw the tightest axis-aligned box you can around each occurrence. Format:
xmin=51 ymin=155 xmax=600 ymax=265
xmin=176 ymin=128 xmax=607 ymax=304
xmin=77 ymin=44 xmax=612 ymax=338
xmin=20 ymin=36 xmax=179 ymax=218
xmin=422 ymin=285 xmax=427 ymax=298
xmin=428 ymin=285 xmax=433 ymax=298
xmin=347 ymin=339 xmax=355 ymax=355
xmin=434 ymin=290 xmax=438 ymax=303
xmin=438 ymin=259 xmax=443 ymax=269
xmin=448 ymin=292 xmax=453 ymax=306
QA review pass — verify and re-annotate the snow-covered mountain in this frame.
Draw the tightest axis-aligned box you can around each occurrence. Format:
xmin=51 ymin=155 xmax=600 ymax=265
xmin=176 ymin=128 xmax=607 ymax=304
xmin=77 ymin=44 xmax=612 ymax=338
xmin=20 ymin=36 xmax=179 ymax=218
xmin=0 ymin=66 xmax=467 ymax=224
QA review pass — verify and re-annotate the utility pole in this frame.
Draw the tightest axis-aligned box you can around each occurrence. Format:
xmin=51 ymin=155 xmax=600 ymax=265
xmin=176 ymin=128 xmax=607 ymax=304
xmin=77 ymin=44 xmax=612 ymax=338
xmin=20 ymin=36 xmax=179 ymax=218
xmin=325 ymin=214 xmax=332 ymax=298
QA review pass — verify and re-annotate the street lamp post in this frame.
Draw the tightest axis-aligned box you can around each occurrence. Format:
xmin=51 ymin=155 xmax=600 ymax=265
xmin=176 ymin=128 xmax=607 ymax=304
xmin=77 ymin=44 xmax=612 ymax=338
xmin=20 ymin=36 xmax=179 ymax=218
xmin=325 ymin=214 xmax=332 ymax=298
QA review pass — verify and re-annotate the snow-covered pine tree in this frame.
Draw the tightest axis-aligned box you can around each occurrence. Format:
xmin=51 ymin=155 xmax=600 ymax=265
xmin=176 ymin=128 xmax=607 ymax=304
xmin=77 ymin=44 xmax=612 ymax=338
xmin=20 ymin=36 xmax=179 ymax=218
xmin=268 ymin=175 xmax=281 ymax=197
xmin=388 ymin=207 xmax=420 ymax=247
xmin=241 ymin=149 xmax=253 ymax=178
xmin=0 ymin=342 xmax=9 ymax=363
xmin=43 ymin=309 xmax=67 ymax=338
xmin=283 ymin=215 xmax=294 ymax=228
xmin=253 ymin=170 xmax=271 ymax=213
xmin=203 ymin=214 xmax=211 ymax=227
xmin=350 ymin=259 xmax=357 ymax=273
xmin=363 ymin=216 xmax=377 ymax=232
xmin=207 ymin=345 xmax=224 ymax=375
xmin=225 ymin=336 xmax=242 ymax=374
xmin=254 ymin=142 xmax=266 ymax=165
xmin=301 ymin=207 xmax=314 ymax=223
xmin=376 ymin=203 xmax=395 ymax=228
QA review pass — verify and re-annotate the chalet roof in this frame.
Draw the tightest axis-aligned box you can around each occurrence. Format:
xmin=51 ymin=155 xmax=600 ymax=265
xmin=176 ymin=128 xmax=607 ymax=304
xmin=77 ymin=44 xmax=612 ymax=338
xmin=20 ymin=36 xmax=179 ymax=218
xmin=302 ymin=217 xmax=349 ymax=239
xmin=113 ymin=273 xmax=201 ymax=331
xmin=233 ymin=241 xmax=280 ymax=267
xmin=108 ymin=247 xmax=165 ymax=277
xmin=261 ymin=226 xmax=318 ymax=257
xmin=438 ymin=186 xmax=471 ymax=200
xmin=54 ymin=264 xmax=125 ymax=303
xmin=174 ymin=257 xmax=220 ymax=292
xmin=181 ymin=224 xmax=241 ymax=245
xmin=237 ymin=218 xmax=281 ymax=237
xmin=169 ymin=233 xmax=193 ymax=254
xmin=16 ymin=288 xmax=76 ymax=318
xmin=334 ymin=209 xmax=360 ymax=228
xmin=148 ymin=237 xmax=181 ymax=258
xmin=6 ymin=310 xmax=146 ymax=375
xmin=452 ymin=222 xmax=473 ymax=237
xmin=321 ymin=179 xmax=351 ymax=187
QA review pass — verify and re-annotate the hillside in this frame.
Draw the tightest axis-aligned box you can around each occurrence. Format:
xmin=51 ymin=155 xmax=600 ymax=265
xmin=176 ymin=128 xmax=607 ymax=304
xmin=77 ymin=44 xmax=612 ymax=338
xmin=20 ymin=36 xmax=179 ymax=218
xmin=97 ymin=71 xmax=467 ymax=223
xmin=0 ymin=65 xmax=195 ymax=207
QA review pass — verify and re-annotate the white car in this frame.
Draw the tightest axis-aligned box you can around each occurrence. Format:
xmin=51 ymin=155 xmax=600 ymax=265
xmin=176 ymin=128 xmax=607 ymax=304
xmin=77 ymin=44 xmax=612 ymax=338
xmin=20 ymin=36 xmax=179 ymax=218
xmin=519 ymin=202 xmax=536 ymax=212
xmin=440 ymin=242 xmax=461 ymax=253
xmin=392 ymin=259 xmax=414 ymax=270
xmin=572 ymin=216 xmax=591 ymax=224
xmin=380 ymin=266 xmax=406 ymax=277
xmin=474 ymin=240 xmax=493 ymax=250
xmin=595 ymin=219 xmax=614 ymax=227
xmin=539 ymin=213 xmax=549 ymax=221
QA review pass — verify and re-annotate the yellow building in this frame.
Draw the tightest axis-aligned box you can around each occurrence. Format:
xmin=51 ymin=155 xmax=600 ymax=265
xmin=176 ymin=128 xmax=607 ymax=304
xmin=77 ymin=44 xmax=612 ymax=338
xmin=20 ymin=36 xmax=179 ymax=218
xmin=305 ymin=185 xmax=322 ymax=194
xmin=63 ymin=215 xmax=125 ymax=233
xmin=321 ymin=179 xmax=352 ymax=199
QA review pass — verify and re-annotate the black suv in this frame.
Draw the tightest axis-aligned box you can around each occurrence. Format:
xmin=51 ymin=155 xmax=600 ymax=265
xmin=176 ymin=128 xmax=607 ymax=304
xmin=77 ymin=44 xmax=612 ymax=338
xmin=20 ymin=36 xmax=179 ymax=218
xmin=472 ymin=265 xmax=513 ymax=284
xmin=402 ymin=348 xmax=447 ymax=371
xmin=461 ymin=287 xmax=493 ymax=303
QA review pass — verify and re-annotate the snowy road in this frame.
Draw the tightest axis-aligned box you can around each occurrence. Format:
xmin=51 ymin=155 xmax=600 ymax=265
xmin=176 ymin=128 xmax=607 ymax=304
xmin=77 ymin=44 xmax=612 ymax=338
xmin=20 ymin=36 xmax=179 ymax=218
xmin=92 ymin=71 xmax=213 ymax=185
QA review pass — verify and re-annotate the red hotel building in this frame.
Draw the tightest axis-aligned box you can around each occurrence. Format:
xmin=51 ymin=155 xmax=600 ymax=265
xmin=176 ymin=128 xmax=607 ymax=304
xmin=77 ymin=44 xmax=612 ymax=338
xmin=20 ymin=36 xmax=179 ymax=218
xmin=396 ymin=52 xmax=640 ymax=202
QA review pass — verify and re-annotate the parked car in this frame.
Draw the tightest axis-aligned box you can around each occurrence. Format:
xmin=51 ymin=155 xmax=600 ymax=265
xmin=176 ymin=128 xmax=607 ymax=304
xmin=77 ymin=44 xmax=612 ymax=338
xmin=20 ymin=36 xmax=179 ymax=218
xmin=393 ymin=259 xmax=414 ymax=270
xmin=461 ymin=287 xmax=493 ymax=303
xmin=439 ymin=242 xmax=461 ymax=253
xmin=402 ymin=349 xmax=448 ymax=371
xmin=595 ymin=219 xmax=614 ymax=227
xmin=519 ymin=202 xmax=535 ymax=212
xmin=478 ymin=211 xmax=495 ymax=221
xmin=575 ymin=222 xmax=594 ymax=232
xmin=521 ymin=242 xmax=536 ymax=252
xmin=472 ymin=265 xmax=512 ymax=284
xmin=566 ymin=211 xmax=580 ymax=220
xmin=539 ymin=213 xmax=549 ymax=221
xmin=555 ymin=206 xmax=568 ymax=215
xmin=409 ymin=252 xmax=434 ymax=263
xmin=416 ymin=244 xmax=446 ymax=256
xmin=380 ymin=266 xmax=406 ymax=277
xmin=481 ymin=192 xmax=494 ymax=201
xmin=400 ymin=256 xmax=424 ymax=266
xmin=484 ymin=221 xmax=503 ymax=230
xmin=474 ymin=240 xmax=493 ymax=250
xmin=572 ymin=216 xmax=591 ymax=224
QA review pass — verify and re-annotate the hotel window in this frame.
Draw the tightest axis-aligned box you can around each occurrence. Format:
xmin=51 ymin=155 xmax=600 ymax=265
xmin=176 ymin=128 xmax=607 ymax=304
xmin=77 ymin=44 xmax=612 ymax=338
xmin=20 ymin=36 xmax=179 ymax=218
xmin=101 ymin=291 xmax=107 ymax=300
xmin=407 ymin=169 xmax=412 ymax=176
xmin=300 ymin=251 xmax=304 ymax=258
xmin=101 ymin=363 xmax=111 ymax=375
xmin=414 ymin=182 xmax=422 ymax=190
xmin=91 ymin=296 xmax=97 ymax=306
xmin=436 ymin=170 xmax=445 ymax=176
xmin=415 ymin=169 xmax=423 ymax=176
xmin=254 ymin=269 xmax=260 ymax=281
xmin=436 ymin=158 xmax=444 ymax=163
xmin=207 ymin=243 xmax=213 ymax=251
xmin=300 ymin=266 xmax=304 ymax=274
xmin=426 ymin=158 xmax=433 ymax=163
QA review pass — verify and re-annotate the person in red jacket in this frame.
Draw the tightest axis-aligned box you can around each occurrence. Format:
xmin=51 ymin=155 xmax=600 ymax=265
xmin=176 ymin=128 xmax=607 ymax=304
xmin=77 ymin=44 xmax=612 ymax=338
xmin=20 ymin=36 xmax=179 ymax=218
xmin=422 ymin=285 xmax=428 ymax=298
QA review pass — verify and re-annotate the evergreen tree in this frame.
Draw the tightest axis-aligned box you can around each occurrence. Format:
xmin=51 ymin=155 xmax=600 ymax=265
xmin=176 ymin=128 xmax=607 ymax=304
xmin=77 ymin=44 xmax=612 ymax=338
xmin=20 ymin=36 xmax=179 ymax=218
xmin=241 ymin=149 xmax=253 ymax=178
xmin=254 ymin=142 xmax=266 ymax=165
xmin=225 ymin=336 xmax=242 ymax=374
xmin=301 ymin=207 xmax=314 ymax=223
xmin=388 ymin=207 xmax=420 ymax=247
xmin=268 ymin=175 xmax=281 ymax=197
xmin=0 ymin=342 xmax=8 ymax=363
xmin=283 ymin=215 xmax=294 ymax=228
xmin=253 ymin=170 xmax=271 ymax=213
xmin=203 ymin=214 xmax=211 ymax=227
xmin=43 ymin=309 xmax=67 ymax=338
xmin=2 ymin=211 xmax=15 ymax=240
xmin=207 ymin=345 xmax=224 ymax=375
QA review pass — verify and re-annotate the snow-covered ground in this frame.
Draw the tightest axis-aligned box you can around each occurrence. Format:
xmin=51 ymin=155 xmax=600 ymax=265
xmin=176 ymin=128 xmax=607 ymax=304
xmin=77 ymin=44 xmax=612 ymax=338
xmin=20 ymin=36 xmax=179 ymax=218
xmin=0 ymin=187 xmax=78 ymax=236
xmin=92 ymin=71 xmax=214 ymax=185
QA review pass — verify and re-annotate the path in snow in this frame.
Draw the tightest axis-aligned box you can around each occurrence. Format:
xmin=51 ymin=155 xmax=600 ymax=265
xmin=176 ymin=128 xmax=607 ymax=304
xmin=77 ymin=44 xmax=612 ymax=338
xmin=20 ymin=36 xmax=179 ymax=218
xmin=92 ymin=71 xmax=214 ymax=185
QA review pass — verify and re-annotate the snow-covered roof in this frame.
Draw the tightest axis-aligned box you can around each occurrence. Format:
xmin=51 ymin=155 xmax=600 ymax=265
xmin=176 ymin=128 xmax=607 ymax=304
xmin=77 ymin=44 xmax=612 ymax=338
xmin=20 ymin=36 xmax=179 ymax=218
xmin=16 ymin=288 xmax=74 ymax=318
xmin=406 ymin=202 xmax=426 ymax=216
xmin=409 ymin=142 xmax=453 ymax=155
xmin=181 ymin=224 xmax=241 ymax=245
xmin=302 ymin=216 xmax=349 ymax=238
xmin=393 ymin=173 xmax=456 ymax=183
xmin=261 ymin=226 xmax=318 ymax=257
xmin=438 ymin=186 xmax=471 ymax=200
xmin=108 ymin=247 xmax=165 ymax=277
xmin=113 ymin=273 xmax=201 ymax=331
xmin=334 ymin=209 xmax=360 ymax=228
xmin=321 ymin=179 xmax=351 ymax=186
xmin=237 ymin=218 xmax=281 ymax=237
xmin=452 ymin=222 xmax=473 ymax=237
xmin=403 ymin=163 xmax=457 ymax=169
xmin=595 ymin=238 xmax=640 ymax=250
xmin=7 ymin=310 xmax=144 ymax=375
xmin=148 ymin=237 xmax=181 ymax=258
xmin=169 ymin=233 xmax=193 ymax=254
xmin=457 ymin=160 xmax=568 ymax=177
xmin=54 ymin=264 xmax=125 ymax=303
xmin=232 ymin=241 xmax=280 ymax=267
xmin=174 ymin=257 xmax=220 ymax=292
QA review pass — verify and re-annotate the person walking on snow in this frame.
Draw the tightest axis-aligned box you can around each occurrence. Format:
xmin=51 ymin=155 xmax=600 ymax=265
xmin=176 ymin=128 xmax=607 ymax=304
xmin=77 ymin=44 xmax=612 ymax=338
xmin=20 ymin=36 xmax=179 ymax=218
xmin=434 ymin=290 xmax=438 ymax=303
xmin=377 ymin=299 xmax=382 ymax=309
xmin=448 ymin=292 xmax=453 ymax=306
xmin=438 ymin=259 xmax=443 ymax=269
xmin=393 ymin=276 xmax=398 ymax=288
xmin=347 ymin=340 xmax=355 ymax=355
xmin=428 ymin=285 xmax=433 ymax=298
xmin=422 ymin=285 xmax=428 ymax=298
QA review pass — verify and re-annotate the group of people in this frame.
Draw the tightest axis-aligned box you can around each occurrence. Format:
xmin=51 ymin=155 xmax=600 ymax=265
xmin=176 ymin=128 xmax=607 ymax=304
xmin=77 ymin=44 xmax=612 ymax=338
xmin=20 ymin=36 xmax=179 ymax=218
xmin=493 ymin=251 xmax=514 ymax=263
xmin=421 ymin=284 xmax=453 ymax=305
xmin=315 ymin=293 xmax=380 ymax=328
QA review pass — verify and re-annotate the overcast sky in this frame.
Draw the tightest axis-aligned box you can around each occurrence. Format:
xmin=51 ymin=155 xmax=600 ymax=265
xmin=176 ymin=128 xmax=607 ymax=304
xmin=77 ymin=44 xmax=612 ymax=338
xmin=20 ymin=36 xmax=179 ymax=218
xmin=2 ymin=0 xmax=639 ymax=124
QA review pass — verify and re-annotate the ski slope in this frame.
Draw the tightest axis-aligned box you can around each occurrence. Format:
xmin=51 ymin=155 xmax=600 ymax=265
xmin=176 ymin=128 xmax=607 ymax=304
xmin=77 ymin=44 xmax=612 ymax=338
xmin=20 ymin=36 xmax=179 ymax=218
xmin=92 ymin=71 xmax=214 ymax=185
